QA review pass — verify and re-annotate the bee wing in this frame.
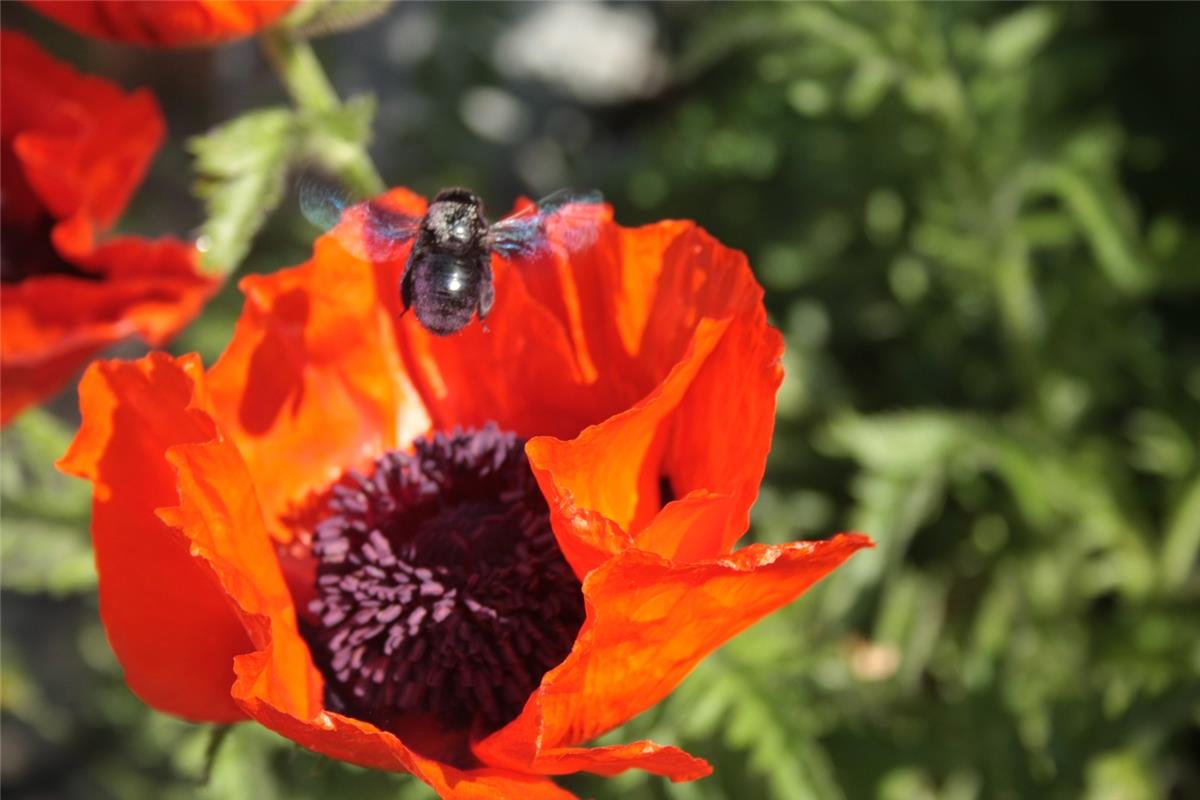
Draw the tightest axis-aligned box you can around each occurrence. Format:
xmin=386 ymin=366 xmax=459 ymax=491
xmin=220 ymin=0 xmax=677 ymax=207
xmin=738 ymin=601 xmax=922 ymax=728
xmin=299 ymin=173 xmax=420 ymax=263
xmin=486 ymin=188 xmax=605 ymax=259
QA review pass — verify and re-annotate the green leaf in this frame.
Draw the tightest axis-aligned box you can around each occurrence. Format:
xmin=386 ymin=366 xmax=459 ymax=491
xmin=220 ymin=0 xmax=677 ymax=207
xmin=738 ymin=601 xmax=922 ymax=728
xmin=186 ymin=723 xmax=430 ymax=800
xmin=298 ymin=94 xmax=379 ymax=188
xmin=0 ymin=641 xmax=71 ymax=740
xmin=843 ymin=58 xmax=894 ymax=118
xmin=1127 ymin=409 xmax=1194 ymax=478
xmin=983 ymin=6 xmax=1059 ymax=70
xmin=823 ymin=411 xmax=980 ymax=473
xmin=686 ymin=650 xmax=846 ymax=800
xmin=189 ymin=107 xmax=299 ymax=272
xmin=1161 ymin=476 xmax=1200 ymax=590
xmin=196 ymin=725 xmax=284 ymax=800
xmin=281 ymin=0 xmax=394 ymax=39
xmin=1 ymin=406 xmax=80 ymax=473
xmin=872 ymin=569 xmax=947 ymax=689
xmin=187 ymin=96 xmax=378 ymax=272
xmin=0 ymin=516 xmax=96 ymax=595
xmin=1084 ymin=749 xmax=1160 ymax=800
xmin=1020 ymin=162 xmax=1150 ymax=293
xmin=0 ymin=410 xmax=95 ymax=595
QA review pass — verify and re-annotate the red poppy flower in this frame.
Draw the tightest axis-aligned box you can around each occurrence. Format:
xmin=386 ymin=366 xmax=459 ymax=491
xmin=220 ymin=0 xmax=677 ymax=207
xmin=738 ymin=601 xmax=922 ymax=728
xmin=0 ymin=31 xmax=219 ymax=425
xmin=25 ymin=0 xmax=296 ymax=47
xmin=59 ymin=185 xmax=872 ymax=797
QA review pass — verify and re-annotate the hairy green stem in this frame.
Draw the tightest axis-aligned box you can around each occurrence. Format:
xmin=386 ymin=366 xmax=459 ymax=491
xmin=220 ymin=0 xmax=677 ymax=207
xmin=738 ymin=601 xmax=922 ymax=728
xmin=259 ymin=28 xmax=384 ymax=197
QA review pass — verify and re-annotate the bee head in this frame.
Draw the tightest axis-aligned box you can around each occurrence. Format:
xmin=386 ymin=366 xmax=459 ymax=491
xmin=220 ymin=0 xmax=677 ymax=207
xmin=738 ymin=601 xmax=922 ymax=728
xmin=432 ymin=187 xmax=479 ymax=205
xmin=427 ymin=189 xmax=485 ymax=250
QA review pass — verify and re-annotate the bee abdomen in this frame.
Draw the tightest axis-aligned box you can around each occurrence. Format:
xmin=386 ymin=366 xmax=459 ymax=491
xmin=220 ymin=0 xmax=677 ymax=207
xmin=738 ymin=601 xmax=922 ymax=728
xmin=410 ymin=254 xmax=483 ymax=336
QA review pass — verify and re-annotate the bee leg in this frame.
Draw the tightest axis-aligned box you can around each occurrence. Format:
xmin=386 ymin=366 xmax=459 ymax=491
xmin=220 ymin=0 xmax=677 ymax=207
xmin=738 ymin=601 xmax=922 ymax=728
xmin=478 ymin=263 xmax=496 ymax=321
xmin=399 ymin=263 xmax=415 ymax=317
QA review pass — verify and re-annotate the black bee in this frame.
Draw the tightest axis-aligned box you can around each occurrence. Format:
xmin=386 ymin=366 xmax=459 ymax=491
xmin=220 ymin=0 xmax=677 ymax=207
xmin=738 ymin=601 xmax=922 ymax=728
xmin=299 ymin=177 xmax=603 ymax=336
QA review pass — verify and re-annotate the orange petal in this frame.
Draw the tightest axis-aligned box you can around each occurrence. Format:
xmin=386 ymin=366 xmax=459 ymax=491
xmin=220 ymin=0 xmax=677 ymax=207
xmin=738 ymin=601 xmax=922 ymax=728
xmin=523 ymin=741 xmax=710 ymax=781
xmin=26 ymin=0 xmax=296 ymax=47
xmin=57 ymin=353 xmax=250 ymax=721
xmin=395 ymin=257 xmax=607 ymax=442
xmin=393 ymin=215 xmax=743 ymax=446
xmin=475 ymin=535 xmax=873 ymax=771
xmin=0 ymin=238 xmax=217 ymax=425
xmin=206 ymin=234 xmax=430 ymax=538
xmin=381 ymin=213 xmax=776 ymax=476
xmin=591 ymin=223 xmax=780 ymax=559
xmin=655 ymin=313 xmax=784 ymax=559
xmin=608 ymin=221 xmax=768 ymax=385
xmin=519 ymin=220 xmax=781 ymax=562
xmin=236 ymin=700 xmax=576 ymax=799
xmin=1 ymin=30 xmax=164 ymax=231
xmin=516 ymin=216 xmax=687 ymax=409
xmin=524 ymin=312 xmax=782 ymax=573
xmin=1 ymin=341 xmax=104 ymax=426
xmin=519 ymin=219 xmax=770 ymax=409
xmin=633 ymin=489 xmax=743 ymax=563
xmin=1 ymin=33 xmax=218 ymax=424
xmin=525 ymin=317 xmax=731 ymax=576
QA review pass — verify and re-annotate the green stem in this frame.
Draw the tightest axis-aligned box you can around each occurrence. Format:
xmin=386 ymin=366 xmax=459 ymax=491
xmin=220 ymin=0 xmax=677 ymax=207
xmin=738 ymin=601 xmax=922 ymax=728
xmin=198 ymin=724 xmax=234 ymax=785
xmin=259 ymin=28 xmax=384 ymax=197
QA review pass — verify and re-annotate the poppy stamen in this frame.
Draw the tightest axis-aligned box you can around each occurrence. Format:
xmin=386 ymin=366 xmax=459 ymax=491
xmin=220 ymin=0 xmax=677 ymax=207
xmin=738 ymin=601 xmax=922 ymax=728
xmin=305 ymin=424 xmax=584 ymax=735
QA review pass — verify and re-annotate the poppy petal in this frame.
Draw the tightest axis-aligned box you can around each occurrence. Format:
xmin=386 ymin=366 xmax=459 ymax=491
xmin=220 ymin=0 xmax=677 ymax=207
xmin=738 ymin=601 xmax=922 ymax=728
xmin=26 ymin=0 xmax=297 ymax=47
xmin=395 ymin=258 xmax=608 ymax=441
xmin=525 ymin=317 xmax=732 ymax=576
xmin=656 ymin=314 xmax=784 ymax=559
xmin=518 ymin=741 xmax=711 ymax=781
xmin=591 ymin=224 xmax=781 ymax=559
xmin=393 ymin=217 xmax=695 ymax=446
xmin=0 ymin=237 xmax=217 ymax=425
xmin=519 ymin=220 xmax=769 ymax=408
xmin=236 ymin=701 xmax=576 ymax=799
xmin=1 ymin=30 xmax=164 ymax=231
xmin=516 ymin=219 xmax=782 ymax=565
xmin=57 ymin=353 xmax=250 ymax=721
xmin=507 ymin=215 xmax=685 ymax=411
xmin=475 ymin=534 xmax=872 ymax=770
xmin=633 ymin=489 xmax=742 ymax=563
xmin=206 ymin=235 xmax=431 ymax=539
xmin=525 ymin=312 xmax=782 ymax=573
xmin=1 ymin=343 xmax=104 ymax=426
xmin=0 ymin=238 xmax=212 ymax=353
xmin=1 ymin=32 xmax=219 ymax=425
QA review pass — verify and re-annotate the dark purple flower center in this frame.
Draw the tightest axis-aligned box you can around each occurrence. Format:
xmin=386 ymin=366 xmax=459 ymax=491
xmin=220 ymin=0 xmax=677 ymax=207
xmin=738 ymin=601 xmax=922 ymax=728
xmin=304 ymin=424 xmax=585 ymax=737
xmin=0 ymin=217 xmax=100 ymax=284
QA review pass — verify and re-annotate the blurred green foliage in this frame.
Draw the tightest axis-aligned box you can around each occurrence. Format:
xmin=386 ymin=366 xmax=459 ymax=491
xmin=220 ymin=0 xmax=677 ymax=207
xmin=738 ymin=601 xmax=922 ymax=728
xmin=2 ymin=2 xmax=1198 ymax=799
